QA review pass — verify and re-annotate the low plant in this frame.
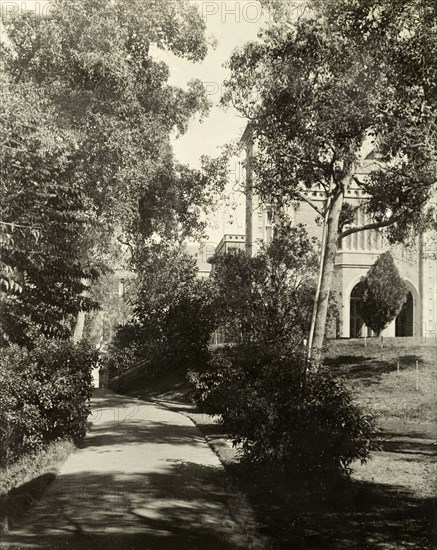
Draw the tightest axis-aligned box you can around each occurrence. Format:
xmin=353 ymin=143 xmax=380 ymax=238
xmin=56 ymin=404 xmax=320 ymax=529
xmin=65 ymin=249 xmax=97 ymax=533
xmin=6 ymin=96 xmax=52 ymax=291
xmin=190 ymin=342 xmax=377 ymax=477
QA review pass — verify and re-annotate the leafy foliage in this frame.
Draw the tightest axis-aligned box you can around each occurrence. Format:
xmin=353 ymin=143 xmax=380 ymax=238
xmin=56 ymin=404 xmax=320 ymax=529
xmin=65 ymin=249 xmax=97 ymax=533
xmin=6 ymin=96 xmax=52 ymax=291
xmin=361 ymin=252 xmax=408 ymax=335
xmin=103 ymin=322 xmax=145 ymax=377
xmin=106 ymin=241 xmax=216 ymax=376
xmin=222 ymin=0 xmax=437 ymax=354
xmin=1 ymin=0 xmax=221 ymax=346
xmin=82 ymin=271 xmax=133 ymax=349
xmin=190 ymin=342 xmax=376 ymax=476
xmin=0 ymin=339 xmax=98 ymax=466
xmin=190 ymin=220 xmax=374 ymax=475
xmin=0 ymin=70 xmax=99 ymax=346
xmin=211 ymin=219 xmax=318 ymax=344
xmin=2 ymin=0 xmax=216 ymax=241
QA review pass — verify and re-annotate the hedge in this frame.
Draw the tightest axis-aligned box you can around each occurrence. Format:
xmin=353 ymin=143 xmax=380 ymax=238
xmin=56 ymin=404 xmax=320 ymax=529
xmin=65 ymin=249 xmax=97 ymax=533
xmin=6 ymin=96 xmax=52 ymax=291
xmin=0 ymin=338 xmax=98 ymax=467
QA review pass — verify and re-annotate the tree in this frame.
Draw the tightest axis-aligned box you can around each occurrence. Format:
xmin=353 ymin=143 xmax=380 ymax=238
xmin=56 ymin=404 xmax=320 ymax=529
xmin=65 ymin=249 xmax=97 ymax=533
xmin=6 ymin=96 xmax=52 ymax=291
xmin=107 ymin=240 xmax=216 ymax=374
xmin=0 ymin=70 xmax=99 ymax=346
xmin=361 ymin=252 xmax=408 ymax=337
xmin=2 ymin=0 xmax=214 ymax=241
xmin=211 ymin=219 xmax=318 ymax=345
xmin=1 ymin=0 xmax=221 ymax=344
xmin=222 ymin=0 xmax=437 ymax=360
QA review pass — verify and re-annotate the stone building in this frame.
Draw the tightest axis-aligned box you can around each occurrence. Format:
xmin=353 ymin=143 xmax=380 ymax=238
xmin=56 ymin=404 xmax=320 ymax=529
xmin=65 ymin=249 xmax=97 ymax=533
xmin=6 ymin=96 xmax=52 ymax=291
xmin=238 ymin=127 xmax=437 ymax=340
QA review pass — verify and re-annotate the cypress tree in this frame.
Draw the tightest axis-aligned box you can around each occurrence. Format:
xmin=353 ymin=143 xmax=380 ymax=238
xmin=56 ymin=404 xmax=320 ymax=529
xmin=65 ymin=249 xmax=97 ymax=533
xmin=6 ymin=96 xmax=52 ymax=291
xmin=361 ymin=252 xmax=408 ymax=337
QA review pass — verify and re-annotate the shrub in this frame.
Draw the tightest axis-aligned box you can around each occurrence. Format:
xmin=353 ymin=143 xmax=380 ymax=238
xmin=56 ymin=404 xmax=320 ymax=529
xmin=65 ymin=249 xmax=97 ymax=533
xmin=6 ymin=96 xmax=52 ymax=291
xmin=210 ymin=220 xmax=318 ymax=345
xmin=103 ymin=322 xmax=144 ymax=377
xmin=361 ymin=252 xmax=408 ymax=336
xmin=190 ymin=342 xmax=376 ymax=477
xmin=105 ymin=272 xmax=216 ymax=377
xmin=0 ymin=338 xmax=98 ymax=467
xmin=26 ymin=339 xmax=97 ymax=443
xmin=0 ymin=364 xmax=46 ymax=465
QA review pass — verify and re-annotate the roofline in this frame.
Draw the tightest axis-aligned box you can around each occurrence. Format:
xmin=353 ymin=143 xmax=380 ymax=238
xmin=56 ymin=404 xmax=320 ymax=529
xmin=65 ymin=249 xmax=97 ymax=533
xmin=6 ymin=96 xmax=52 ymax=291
xmin=240 ymin=123 xmax=253 ymax=144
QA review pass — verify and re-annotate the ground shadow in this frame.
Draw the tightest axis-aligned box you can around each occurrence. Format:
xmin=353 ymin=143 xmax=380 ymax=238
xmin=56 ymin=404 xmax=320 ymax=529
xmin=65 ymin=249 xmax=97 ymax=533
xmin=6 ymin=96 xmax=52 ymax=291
xmin=1 ymin=461 xmax=251 ymax=549
xmin=377 ymin=435 xmax=437 ymax=456
xmin=324 ymin=354 xmax=370 ymax=367
xmin=325 ymin=353 xmax=425 ymax=386
xmin=0 ymin=473 xmax=56 ymax=528
xmin=79 ymin=420 xmax=206 ymax=450
xmin=227 ymin=461 xmax=436 ymax=550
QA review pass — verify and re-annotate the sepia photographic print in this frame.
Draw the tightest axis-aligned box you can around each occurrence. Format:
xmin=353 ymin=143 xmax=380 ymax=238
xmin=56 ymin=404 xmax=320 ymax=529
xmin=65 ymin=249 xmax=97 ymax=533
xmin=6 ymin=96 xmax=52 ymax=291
xmin=0 ymin=1 xmax=436 ymax=548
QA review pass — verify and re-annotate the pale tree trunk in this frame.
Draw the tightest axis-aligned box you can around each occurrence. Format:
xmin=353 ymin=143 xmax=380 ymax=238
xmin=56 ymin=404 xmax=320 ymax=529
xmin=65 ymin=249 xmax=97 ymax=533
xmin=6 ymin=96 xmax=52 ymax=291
xmin=72 ymin=311 xmax=86 ymax=342
xmin=307 ymin=198 xmax=330 ymax=360
xmin=311 ymin=188 xmax=344 ymax=363
xmin=72 ymin=278 xmax=88 ymax=342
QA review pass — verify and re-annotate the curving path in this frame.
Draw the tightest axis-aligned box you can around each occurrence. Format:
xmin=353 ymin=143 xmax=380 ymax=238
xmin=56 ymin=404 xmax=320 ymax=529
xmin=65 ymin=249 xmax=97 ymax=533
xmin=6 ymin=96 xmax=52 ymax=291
xmin=1 ymin=389 xmax=265 ymax=550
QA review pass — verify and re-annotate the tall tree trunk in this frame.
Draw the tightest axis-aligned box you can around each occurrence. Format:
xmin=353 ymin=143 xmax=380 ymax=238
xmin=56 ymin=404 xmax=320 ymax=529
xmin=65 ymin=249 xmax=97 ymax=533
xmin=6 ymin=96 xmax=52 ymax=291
xmin=245 ymin=135 xmax=254 ymax=257
xmin=72 ymin=311 xmax=86 ymax=342
xmin=72 ymin=278 xmax=88 ymax=342
xmin=311 ymin=188 xmax=344 ymax=362
xmin=307 ymin=198 xmax=330 ymax=361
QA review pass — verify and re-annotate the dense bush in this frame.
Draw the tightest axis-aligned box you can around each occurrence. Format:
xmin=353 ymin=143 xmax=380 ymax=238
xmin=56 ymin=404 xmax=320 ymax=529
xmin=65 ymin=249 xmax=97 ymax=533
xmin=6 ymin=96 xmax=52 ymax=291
xmin=105 ymin=242 xmax=217 ymax=377
xmin=210 ymin=221 xmax=318 ymax=345
xmin=190 ymin=342 xmax=377 ymax=477
xmin=0 ymin=338 xmax=98 ymax=466
xmin=102 ymin=322 xmax=145 ymax=377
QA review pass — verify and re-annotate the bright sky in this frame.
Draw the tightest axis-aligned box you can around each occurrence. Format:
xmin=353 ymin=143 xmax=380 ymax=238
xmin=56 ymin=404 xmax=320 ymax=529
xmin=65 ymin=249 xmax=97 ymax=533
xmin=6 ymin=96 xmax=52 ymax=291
xmin=155 ymin=1 xmax=266 ymax=242
xmin=157 ymin=1 xmax=264 ymax=169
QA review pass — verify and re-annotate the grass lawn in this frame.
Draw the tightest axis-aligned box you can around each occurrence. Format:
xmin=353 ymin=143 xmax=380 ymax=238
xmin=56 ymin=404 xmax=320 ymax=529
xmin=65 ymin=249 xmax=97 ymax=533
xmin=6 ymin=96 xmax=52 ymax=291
xmin=0 ymin=439 xmax=75 ymax=533
xmin=323 ymin=337 xmax=437 ymax=423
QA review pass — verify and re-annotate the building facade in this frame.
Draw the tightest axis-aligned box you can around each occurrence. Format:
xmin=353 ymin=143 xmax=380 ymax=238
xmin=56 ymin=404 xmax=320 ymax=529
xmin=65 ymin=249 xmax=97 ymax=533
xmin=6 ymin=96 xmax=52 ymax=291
xmin=240 ymin=129 xmax=437 ymax=340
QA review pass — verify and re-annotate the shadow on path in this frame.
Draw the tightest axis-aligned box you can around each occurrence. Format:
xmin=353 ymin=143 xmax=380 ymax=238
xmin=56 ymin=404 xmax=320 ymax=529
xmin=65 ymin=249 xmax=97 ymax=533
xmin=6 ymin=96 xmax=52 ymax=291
xmin=1 ymin=390 xmax=262 ymax=550
xmin=2 ymin=462 xmax=244 ymax=549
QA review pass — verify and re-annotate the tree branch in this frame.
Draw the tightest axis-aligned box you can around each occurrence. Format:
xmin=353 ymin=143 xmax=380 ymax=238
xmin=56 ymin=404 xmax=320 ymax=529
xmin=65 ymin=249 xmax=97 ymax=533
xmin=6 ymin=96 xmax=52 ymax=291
xmin=117 ymin=234 xmax=135 ymax=253
xmin=340 ymin=215 xmax=401 ymax=239
xmin=296 ymin=191 xmax=324 ymax=217
xmin=0 ymin=143 xmax=27 ymax=153
xmin=0 ymin=221 xmax=41 ymax=230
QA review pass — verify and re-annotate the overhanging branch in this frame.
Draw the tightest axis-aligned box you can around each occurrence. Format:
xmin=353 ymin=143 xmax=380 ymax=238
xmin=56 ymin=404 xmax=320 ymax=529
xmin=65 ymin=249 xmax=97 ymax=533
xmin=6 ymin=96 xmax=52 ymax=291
xmin=296 ymin=191 xmax=324 ymax=217
xmin=340 ymin=215 xmax=401 ymax=239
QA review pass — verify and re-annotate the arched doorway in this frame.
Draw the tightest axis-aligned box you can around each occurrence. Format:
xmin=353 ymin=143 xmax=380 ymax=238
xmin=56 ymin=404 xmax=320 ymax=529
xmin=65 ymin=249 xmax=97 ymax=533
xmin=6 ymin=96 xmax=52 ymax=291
xmin=350 ymin=281 xmax=369 ymax=338
xmin=395 ymin=292 xmax=414 ymax=337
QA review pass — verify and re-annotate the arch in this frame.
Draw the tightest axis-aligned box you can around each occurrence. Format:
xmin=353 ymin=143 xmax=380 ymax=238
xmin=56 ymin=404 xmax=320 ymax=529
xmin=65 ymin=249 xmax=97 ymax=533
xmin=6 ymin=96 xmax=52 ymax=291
xmin=341 ymin=274 xmax=367 ymax=338
xmin=395 ymin=279 xmax=420 ymax=338
xmin=349 ymin=281 xmax=373 ymax=338
xmin=395 ymin=292 xmax=413 ymax=336
xmin=344 ymin=274 xmax=368 ymax=306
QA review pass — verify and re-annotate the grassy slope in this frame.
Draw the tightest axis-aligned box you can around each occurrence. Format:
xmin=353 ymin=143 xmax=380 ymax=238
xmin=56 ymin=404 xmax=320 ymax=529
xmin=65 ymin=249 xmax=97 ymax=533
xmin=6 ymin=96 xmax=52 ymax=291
xmin=323 ymin=337 xmax=437 ymax=422
xmin=120 ymin=337 xmax=437 ymax=424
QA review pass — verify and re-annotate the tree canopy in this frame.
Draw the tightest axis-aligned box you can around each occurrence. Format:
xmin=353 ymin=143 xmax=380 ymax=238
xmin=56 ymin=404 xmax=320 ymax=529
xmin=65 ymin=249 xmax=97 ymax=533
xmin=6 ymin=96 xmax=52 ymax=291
xmin=223 ymin=0 xmax=437 ymax=358
xmin=211 ymin=219 xmax=318 ymax=344
xmin=0 ymin=0 xmax=220 ymax=345
xmin=3 ymin=0 xmax=215 ymax=239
